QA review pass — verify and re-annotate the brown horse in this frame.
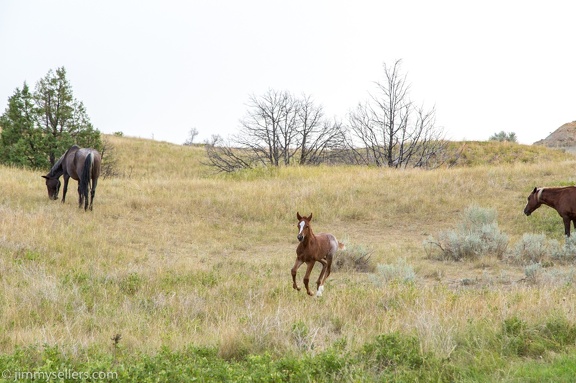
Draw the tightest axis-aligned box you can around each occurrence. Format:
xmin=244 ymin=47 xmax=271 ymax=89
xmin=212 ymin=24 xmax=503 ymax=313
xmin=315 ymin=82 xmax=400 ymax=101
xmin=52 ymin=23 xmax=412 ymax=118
xmin=42 ymin=145 xmax=102 ymax=211
xmin=291 ymin=212 xmax=344 ymax=297
xmin=524 ymin=186 xmax=576 ymax=237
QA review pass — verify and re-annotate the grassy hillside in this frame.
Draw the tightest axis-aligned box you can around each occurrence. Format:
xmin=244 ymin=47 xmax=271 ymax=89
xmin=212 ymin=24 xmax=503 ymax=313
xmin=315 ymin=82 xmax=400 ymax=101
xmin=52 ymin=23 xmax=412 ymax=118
xmin=2 ymin=136 xmax=576 ymax=381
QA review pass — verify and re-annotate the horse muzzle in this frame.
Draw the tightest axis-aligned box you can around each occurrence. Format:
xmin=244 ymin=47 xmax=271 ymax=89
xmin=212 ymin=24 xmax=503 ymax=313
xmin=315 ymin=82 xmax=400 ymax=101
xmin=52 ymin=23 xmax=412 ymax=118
xmin=297 ymin=234 xmax=304 ymax=242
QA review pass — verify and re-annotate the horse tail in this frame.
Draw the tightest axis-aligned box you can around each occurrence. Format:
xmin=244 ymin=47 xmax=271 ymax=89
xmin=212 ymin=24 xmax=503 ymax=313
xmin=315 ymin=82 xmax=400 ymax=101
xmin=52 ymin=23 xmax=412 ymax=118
xmin=80 ymin=152 xmax=93 ymax=198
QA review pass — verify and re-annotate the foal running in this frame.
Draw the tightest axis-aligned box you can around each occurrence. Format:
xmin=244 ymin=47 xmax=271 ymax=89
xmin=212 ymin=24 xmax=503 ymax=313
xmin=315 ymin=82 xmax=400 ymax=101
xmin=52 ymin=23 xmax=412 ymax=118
xmin=291 ymin=212 xmax=344 ymax=297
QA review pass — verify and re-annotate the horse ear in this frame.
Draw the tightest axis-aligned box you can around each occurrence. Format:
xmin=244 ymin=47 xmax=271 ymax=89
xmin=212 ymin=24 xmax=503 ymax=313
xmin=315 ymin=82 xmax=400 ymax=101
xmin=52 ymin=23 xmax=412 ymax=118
xmin=308 ymin=213 xmax=313 ymax=221
xmin=533 ymin=187 xmax=538 ymax=193
xmin=297 ymin=212 xmax=302 ymax=220
xmin=41 ymin=175 xmax=48 ymax=179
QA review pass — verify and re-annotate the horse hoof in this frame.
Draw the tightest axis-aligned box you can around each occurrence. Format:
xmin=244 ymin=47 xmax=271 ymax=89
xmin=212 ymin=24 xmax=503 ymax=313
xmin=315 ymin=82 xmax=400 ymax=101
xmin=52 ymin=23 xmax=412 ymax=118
xmin=316 ymin=286 xmax=324 ymax=297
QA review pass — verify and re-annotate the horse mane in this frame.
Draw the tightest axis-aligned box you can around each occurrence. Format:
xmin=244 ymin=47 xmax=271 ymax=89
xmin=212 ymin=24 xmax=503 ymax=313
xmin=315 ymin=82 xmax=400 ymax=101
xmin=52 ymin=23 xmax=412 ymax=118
xmin=48 ymin=154 xmax=65 ymax=178
xmin=48 ymin=145 xmax=80 ymax=177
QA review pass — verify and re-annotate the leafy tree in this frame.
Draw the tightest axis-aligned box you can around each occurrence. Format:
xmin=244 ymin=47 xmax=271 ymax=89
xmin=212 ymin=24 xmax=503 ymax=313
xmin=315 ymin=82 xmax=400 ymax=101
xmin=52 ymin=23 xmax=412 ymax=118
xmin=0 ymin=67 xmax=102 ymax=169
xmin=489 ymin=131 xmax=518 ymax=143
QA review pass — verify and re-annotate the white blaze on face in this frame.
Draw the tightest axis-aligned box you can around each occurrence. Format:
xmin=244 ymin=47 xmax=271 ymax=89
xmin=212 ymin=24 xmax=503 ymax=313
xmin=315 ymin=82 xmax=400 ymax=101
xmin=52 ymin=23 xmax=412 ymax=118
xmin=298 ymin=221 xmax=306 ymax=237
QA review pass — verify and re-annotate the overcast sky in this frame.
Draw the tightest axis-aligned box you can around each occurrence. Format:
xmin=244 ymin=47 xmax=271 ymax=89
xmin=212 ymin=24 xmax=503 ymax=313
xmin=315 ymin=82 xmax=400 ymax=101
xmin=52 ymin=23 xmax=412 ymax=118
xmin=1 ymin=1 xmax=574 ymax=145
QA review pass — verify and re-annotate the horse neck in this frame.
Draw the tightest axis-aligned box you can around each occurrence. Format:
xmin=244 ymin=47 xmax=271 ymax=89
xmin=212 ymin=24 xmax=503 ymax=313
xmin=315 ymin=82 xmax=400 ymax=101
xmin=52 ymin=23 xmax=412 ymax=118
xmin=48 ymin=160 xmax=64 ymax=178
xmin=539 ymin=188 xmax=561 ymax=208
xmin=302 ymin=227 xmax=317 ymax=245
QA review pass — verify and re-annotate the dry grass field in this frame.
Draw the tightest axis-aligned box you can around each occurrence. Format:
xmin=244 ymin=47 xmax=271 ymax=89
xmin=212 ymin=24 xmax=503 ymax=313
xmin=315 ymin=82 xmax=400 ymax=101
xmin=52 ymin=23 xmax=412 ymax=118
xmin=2 ymin=135 xmax=576 ymax=380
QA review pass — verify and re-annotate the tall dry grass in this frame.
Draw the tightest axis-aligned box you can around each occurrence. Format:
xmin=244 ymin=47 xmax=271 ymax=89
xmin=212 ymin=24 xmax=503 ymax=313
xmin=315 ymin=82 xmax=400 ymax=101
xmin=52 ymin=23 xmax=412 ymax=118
xmin=1 ymin=136 xmax=575 ymax=360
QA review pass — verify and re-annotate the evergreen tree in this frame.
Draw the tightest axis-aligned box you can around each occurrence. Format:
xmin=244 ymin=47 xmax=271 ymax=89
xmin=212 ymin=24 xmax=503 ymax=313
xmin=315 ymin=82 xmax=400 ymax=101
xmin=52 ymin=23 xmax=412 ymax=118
xmin=0 ymin=83 xmax=48 ymax=168
xmin=489 ymin=131 xmax=517 ymax=143
xmin=0 ymin=67 xmax=102 ymax=169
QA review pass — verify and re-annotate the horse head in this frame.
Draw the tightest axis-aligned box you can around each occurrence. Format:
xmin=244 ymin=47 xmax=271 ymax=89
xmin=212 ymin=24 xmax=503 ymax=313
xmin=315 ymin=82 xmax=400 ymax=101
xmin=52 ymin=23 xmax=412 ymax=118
xmin=42 ymin=175 xmax=61 ymax=200
xmin=524 ymin=187 xmax=542 ymax=216
xmin=296 ymin=212 xmax=313 ymax=242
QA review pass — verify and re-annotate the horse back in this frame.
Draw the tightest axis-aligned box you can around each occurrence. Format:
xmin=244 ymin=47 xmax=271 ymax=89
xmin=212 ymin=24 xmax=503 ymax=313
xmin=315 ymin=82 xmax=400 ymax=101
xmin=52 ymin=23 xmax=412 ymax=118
xmin=71 ymin=148 xmax=101 ymax=180
xmin=316 ymin=233 xmax=340 ymax=256
xmin=557 ymin=187 xmax=576 ymax=215
xmin=62 ymin=146 xmax=81 ymax=180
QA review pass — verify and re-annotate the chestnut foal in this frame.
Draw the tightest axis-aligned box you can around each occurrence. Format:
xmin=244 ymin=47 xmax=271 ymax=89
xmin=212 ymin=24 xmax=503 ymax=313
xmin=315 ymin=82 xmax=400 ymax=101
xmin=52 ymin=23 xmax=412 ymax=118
xmin=291 ymin=212 xmax=344 ymax=297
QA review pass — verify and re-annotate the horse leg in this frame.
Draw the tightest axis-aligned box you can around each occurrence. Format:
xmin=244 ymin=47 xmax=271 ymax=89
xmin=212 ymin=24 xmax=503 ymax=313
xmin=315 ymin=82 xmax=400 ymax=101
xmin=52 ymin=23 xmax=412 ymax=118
xmin=84 ymin=180 xmax=90 ymax=211
xmin=315 ymin=259 xmax=328 ymax=297
xmin=303 ymin=261 xmax=316 ymax=296
xmin=77 ymin=184 xmax=84 ymax=209
xmin=291 ymin=259 xmax=304 ymax=291
xmin=321 ymin=253 xmax=333 ymax=289
xmin=89 ymin=177 xmax=97 ymax=211
xmin=317 ymin=254 xmax=334 ymax=297
xmin=563 ymin=217 xmax=571 ymax=237
xmin=61 ymin=175 xmax=70 ymax=204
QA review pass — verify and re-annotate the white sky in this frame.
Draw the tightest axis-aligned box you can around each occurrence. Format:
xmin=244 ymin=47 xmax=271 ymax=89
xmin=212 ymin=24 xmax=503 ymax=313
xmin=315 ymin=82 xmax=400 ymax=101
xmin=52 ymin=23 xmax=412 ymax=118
xmin=1 ymin=1 xmax=574 ymax=145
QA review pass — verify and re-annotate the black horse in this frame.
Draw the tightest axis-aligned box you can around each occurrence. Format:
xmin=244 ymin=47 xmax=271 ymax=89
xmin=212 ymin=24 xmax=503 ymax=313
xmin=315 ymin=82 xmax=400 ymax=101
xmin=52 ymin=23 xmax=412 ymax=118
xmin=42 ymin=145 xmax=102 ymax=211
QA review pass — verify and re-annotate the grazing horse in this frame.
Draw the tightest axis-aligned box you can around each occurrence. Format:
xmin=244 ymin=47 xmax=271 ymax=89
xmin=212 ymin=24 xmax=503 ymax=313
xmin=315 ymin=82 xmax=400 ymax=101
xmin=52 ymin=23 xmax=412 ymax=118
xmin=291 ymin=212 xmax=344 ymax=297
xmin=524 ymin=186 xmax=576 ymax=237
xmin=42 ymin=145 xmax=101 ymax=211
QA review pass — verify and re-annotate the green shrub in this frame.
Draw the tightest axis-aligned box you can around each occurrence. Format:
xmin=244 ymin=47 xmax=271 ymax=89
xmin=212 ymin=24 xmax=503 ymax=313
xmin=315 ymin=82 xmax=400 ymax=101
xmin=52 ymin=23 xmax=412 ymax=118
xmin=359 ymin=333 xmax=456 ymax=382
xmin=361 ymin=333 xmax=424 ymax=371
xmin=498 ymin=315 xmax=576 ymax=359
xmin=424 ymin=206 xmax=508 ymax=261
xmin=119 ymin=272 xmax=143 ymax=295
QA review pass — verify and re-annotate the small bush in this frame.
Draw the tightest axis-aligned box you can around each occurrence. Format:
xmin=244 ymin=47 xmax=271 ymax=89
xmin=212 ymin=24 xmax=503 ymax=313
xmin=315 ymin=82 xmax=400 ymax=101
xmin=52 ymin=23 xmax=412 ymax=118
xmin=508 ymin=234 xmax=576 ymax=265
xmin=524 ymin=263 xmax=543 ymax=284
xmin=489 ymin=131 xmax=517 ymax=143
xmin=551 ymin=236 xmax=576 ymax=263
xmin=333 ymin=243 xmax=376 ymax=273
xmin=371 ymin=258 xmax=416 ymax=285
xmin=424 ymin=206 xmax=508 ymax=261
xmin=291 ymin=321 xmax=314 ymax=351
xmin=498 ymin=315 xmax=576 ymax=359
xmin=359 ymin=332 xmax=456 ymax=382
xmin=508 ymin=233 xmax=549 ymax=265
xmin=119 ymin=272 xmax=143 ymax=295
xmin=361 ymin=333 xmax=424 ymax=372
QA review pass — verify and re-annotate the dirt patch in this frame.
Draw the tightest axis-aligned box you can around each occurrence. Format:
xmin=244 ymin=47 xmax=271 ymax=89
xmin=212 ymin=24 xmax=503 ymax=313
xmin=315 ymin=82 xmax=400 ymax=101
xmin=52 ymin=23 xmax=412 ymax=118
xmin=534 ymin=121 xmax=576 ymax=148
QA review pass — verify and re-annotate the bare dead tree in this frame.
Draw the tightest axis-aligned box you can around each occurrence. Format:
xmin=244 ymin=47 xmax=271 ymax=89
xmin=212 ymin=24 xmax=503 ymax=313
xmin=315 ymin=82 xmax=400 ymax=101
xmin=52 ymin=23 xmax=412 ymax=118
xmin=204 ymin=135 xmax=260 ymax=173
xmin=297 ymin=95 xmax=347 ymax=165
xmin=235 ymin=89 xmax=299 ymax=167
xmin=183 ymin=127 xmax=199 ymax=146
xmin=347 ymin=59 xmax=449 ymax=169
xmin=205 ymin=89 xmax=347 ymax=172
